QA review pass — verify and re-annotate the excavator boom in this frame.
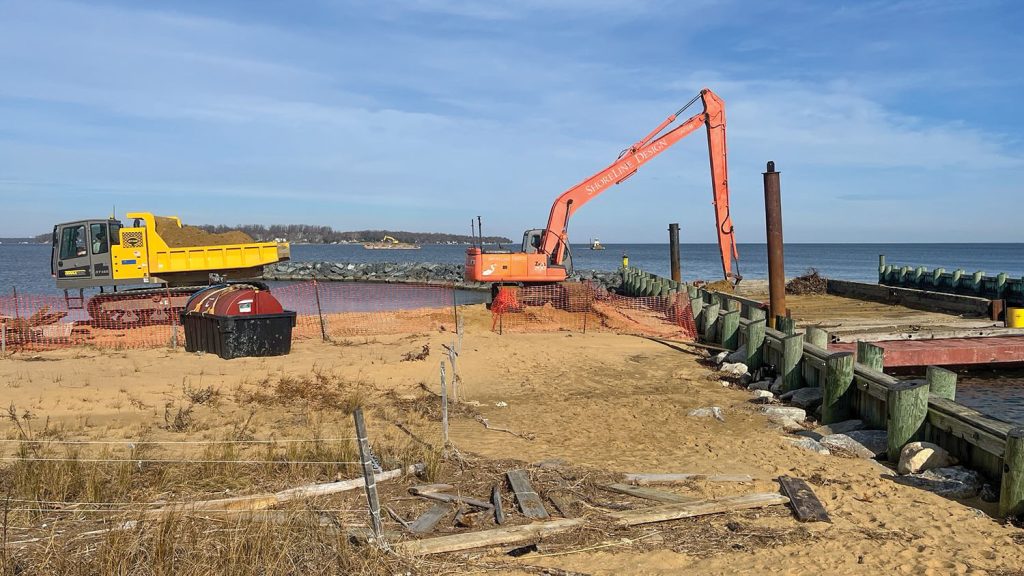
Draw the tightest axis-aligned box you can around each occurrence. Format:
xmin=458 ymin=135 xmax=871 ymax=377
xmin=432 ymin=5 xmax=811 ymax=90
xmin=465 ymin=88 xmax=739 ymax=284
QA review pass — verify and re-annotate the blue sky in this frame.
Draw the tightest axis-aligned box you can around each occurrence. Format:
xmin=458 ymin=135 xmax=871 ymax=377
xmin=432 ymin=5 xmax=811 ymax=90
xmin=0 ymin=0 xmax=1021 ymax=242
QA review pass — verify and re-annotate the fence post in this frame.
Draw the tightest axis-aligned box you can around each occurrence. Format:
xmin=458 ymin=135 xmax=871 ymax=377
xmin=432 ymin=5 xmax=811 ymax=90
xmin=313 ymin=280 xmax=329 ymax=342
xmin=353 ymin=407 xmax=383 ymax=539
xmin=886 ymin=381 xmax=929 ymax=461
xmin=781 ymin=333 xmax=804 ymax=392
xmin=1 ymin=322 xmax=6 ymax=355
xmin=166 ymin=287 xmax=178 ymax=349
xmin=720 ymin=309 xmax=740 ymax=351
xmin=926 ymin=366 xmax=957 ymax=400
xmin=12 ymin=287 xmax=20 ymax=320
xmin=1000 ymin=427 xmax=1024 ymax=518
xmin=446 ymin=344 xmax=459 ymax=403
xmin=822 ymin=352 xmax=855 ymax=424
xmin=440 ymin=361 xmax=449 ymax=447
xmin=744 ymin=318 xmax=766 ymax=370
xmin=857 ymin=341 xmax=885 ymax=371
xmin=804 ymin=326 xmax=828 ymax=348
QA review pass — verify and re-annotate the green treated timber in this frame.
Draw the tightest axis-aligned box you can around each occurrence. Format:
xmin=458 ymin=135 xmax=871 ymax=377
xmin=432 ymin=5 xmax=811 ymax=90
xmin=687 ymin=285 xmax=698 ymax=299
xmin=822 ymin=352 xmax=855 ymax=424
xmin=747 ymin=307 xmax=767 ymax=322
xmin=1000 ymin=427 xmax=1024 ymax=518
xmin=744 ymin=318 xmax=766 ymax=370
xmin=725 ymin=298 xmax=741 ymax=312
xmin=804 ymin=326 xmax=829 ymax=348
xmin=702 ymin=302 xmax=721 ymax=344
xmin=776 ymin=316 xmax=796 ymax=336
xmin=690 ymin=297 xmax=704 ymax=328
xmin=926 ymin=366 xmax=957 ymax=400
xmin=886 ymin=381 xmax=930 ymax=461
xmin=781 ymin=333 xmax=804 ymax=392
xmin=857 ymin=341 xmax=885 ymax=371
xmin=720 ymin=309 xmax=740 ymax=351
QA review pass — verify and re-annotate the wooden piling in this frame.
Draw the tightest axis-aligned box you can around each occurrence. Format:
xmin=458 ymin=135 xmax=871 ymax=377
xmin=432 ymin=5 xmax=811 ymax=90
xmin=1000 ymin=427 xmax=1024 ymax=518
xmin=690 ymin=296 xmax=704 ymax=327
xmin=822 ymin=352 xmax=855 ymax=424
xmin=744 ymin=318 xmax=766 ymax=370
xmin=886 ymin=381 xmax=930 ymax=460
xmin=804 ymin=326 xmax=828 ymax=349
xmin=776 ymin=316 xmax=796 ymax=336
xmin=781 ymin=333 xmax=804 ymax=392
xmin=702 ymin=301 xmax=721 ymax=344
xmin=720 ymin=309 xmax=740 ymax=350
xmin=926 ymin=366 xmax=957 ymax=400
xmin=857 ymin=341 xmax=885 ymax=371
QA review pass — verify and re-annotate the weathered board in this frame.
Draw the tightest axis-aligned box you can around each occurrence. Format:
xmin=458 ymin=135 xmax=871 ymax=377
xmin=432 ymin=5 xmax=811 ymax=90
xmin=606 ymin=492 xmax=789 ymax=527
xmin=778 ymin=476 xmax=830 ymax=523
xmin=624 ymin=473 xmax=753 ymax=484
xmin=491 ymin=485 xmax=505 ymax=525
xmin=394 ymin=518 xmax=585 ymax=556
xmin=409 ymin=503 xmax=452 ymax=534
xmin=602 ymin=483 xmax=697 ymax=504
xmin=506 ymin=469 xmax=549 ymax=519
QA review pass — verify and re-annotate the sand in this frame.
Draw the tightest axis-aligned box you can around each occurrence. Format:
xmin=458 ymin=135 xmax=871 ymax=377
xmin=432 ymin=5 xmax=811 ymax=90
xmin=155 ymin=216 xmax=254 ymax=247
xmin=1 ymin=304 xmax=1021 ymax=574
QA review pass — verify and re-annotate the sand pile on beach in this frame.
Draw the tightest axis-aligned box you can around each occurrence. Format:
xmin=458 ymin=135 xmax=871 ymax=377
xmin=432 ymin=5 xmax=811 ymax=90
xmin=155 ymin=216 xmax=254 ymax=247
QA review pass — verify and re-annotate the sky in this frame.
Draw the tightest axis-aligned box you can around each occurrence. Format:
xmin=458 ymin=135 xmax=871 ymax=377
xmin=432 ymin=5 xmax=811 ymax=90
xmin=0 ymin=0 xmax=1022 ymax=242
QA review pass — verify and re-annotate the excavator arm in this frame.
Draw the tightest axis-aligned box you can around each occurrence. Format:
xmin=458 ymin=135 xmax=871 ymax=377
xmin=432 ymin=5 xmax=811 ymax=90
xmin=541 ymin=88 xmax=739 ymax=281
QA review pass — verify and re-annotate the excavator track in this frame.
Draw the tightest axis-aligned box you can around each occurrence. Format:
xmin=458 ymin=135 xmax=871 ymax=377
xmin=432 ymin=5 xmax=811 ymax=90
xmin=86 ymin=286 xmax=204 ymax=327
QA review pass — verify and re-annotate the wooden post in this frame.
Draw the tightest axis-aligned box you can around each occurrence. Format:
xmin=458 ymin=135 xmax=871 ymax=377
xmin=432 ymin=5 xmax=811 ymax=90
xmin=878 ymin=254 xmax=886 ymax=281
xmin=720 ymin=309 xmax=740 ymax=351
xmin=748 ymin=307 xmax=767 ymax=322
xmin=1000 ymin=427 xmax=1024 ymax=518
xmin=313 ymin=279 xmax=329 ymax=342
xmin=926 ymin=366 xmax=957 ymax=400
xmin=857 ymin=341 xmax=885 ymax=371
xmin=353 ymin=407 xmax=383 ymax=539
xmin=690 ymin=296 xmax=704 ymax=328
xmin=440 ymin=361 xmax=449 ymax=447
xmin=781 ymin=333 xmax=804 ymax=392
xmin=702 ymin=301 xmax=721 ymax=344
xmin=2 ymin=322 xmax=6 ymax=355
xmin=886 ymin=381 xmax=930 ymax=461
xmin=822 ymin=352 xmax=855 ymax=424
xmin=744 ymin=318 xmax=766 ymax=370
xmin=804 ymin=326 xmax=828 ymax=349
xmin=776 ymin=316 xmax=796 ymax=336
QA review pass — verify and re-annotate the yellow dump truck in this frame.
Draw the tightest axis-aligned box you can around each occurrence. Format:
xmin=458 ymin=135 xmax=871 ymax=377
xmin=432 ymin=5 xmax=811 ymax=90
xmin=51 ymin=212 xmax=290 ymax=324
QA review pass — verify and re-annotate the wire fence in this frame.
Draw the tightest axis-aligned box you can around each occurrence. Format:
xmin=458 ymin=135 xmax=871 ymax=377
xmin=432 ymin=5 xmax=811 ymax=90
xmin=0 ymin=281 xmax=458 ymax=352
xmin=491 ymin=281 xmax=698 ymax=340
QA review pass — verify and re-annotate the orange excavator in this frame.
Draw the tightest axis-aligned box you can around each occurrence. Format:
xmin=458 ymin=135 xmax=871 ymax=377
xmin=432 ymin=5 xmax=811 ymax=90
xmin=465 ymin=88 xmax=740 ymax=294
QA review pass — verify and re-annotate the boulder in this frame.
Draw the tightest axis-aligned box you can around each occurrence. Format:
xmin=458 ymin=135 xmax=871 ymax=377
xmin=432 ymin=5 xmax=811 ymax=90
xmin=843 ymin=430 xmax=888 ymax=458
xmin=759 ymin=406 xmax=806 ymax=423
xmin=812 ymin=420 xmax=864 ymax=436
xmin=769 ymin=376 xmax=784 ymax=394
xmin=713 ymin=351 xmax=729 ymax=365
xmin=898 ymin=442 xmax=957 ymax=475
xmin=895 ymin=466 xmax=984 ymax=499
xmin=719 ymin=362 xmax=749 ymax=376
xmin=747 ymin=379 xmax=772 ymax=391
xmin=819 ymin=433 xmax=878 ymax=459
xmin=724 ymin=345 xmax=747 ymax=364
xmin=793 ymin=429 xmax=823 ymax=441
xmin=780 ymin=387 xmax=824 ymax=410
xmin=787 ymin=437 xmax=830 ymax=456
xmin=688 ymin=407 xmax=725 ymax=422
xmin=752 ymin=390 xmax=774 ymax=400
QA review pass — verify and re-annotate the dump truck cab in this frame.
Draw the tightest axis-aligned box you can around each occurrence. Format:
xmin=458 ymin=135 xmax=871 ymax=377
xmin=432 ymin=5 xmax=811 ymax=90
xmin=51 ymin=218 xmax=125 ymax=290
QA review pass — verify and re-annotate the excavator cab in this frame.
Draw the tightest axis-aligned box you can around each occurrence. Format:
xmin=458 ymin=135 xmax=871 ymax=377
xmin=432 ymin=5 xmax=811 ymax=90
xmin=51 ymin=219 xmax=121 ymax=290
xmin=522 ymin=229 xmax=543 ymax=254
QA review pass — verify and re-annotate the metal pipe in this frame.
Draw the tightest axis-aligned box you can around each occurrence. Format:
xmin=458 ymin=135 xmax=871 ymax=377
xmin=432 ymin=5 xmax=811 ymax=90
xmin=668 ymin=223 xmax=681 ymax=283
xmin=763 ymin=161 xmax=786 ymax=329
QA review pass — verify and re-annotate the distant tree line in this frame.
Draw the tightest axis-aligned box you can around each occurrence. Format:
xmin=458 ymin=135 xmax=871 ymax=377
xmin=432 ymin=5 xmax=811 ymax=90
xmin=196 ymin=224 xmax=511 ymax=245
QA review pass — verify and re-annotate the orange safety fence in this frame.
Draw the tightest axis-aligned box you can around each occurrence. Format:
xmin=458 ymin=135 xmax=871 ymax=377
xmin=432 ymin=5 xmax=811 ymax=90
xmin=0 ymin=282 xmax=458 ymax=352
xmin=491 ymin=282 xmax=698 ymax=340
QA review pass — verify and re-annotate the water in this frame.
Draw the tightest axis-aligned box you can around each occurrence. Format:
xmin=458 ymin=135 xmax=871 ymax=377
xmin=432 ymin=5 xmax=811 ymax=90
xmin=945 ymin=369 xmax=1024 ymax=425
xmin=4 ymin=242 xmax=1022 ymax=296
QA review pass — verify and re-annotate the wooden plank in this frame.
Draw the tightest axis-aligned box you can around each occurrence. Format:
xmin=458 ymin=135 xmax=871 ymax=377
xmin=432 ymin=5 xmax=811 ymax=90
xmin=393 ymin=518 xmax=584 ymax=556
xmin=606 ymin=493 xmax=790 ymax=527
xmin=410 ymin=484 xmax=453 ymax=494
xmin=491 ymin=485 xmax=505 ymax=525
xmin=547 ymin=493 xmax=574 ymax=518
xmin=409 ymin=503 xmax=451 ymax=534
xmin=624 ymin=473 xmax=754 ymax=484
xmin=778 ymin=476 xmax=830 ymax=523
xmin=412 ymin=490 xmax=494 ymax=511
xmin=506 ymin=469 xmax=549 ymax=519
xmin=602 ymin=483 xmax=697 ymax=504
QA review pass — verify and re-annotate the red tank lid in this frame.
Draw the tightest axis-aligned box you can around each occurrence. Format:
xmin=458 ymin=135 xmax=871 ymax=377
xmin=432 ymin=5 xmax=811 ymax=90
xmin=188 ymin=285 xmax=283 ymax=316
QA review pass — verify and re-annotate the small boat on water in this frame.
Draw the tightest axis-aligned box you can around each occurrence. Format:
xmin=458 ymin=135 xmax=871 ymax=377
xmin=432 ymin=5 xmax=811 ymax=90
xmin=589 ymin=238 xmax=606 ymax=250
xmin=362 ymin=235 xmax=421 ymax=250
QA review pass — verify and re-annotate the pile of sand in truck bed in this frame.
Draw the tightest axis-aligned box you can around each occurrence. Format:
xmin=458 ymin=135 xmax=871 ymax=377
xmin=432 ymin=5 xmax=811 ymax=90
xmin=154 ymin=217 xmax=254 ymax=247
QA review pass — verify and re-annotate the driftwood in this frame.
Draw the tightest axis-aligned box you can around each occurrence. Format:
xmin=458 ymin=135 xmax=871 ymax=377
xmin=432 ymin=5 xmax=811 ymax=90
xmin=393 ymin=518 xmax=585 ymax=556
xmin=410 ymin=489 xmax=494 ymax=511
xmin=492 ymin=485 xmax=506 ymax=525
xmin=602 ymin=483 xmax=697 ymax=504
xmin=624 ymin=473 xmax=753 ymax=485
xmin=778 ymin=476 xmax=830 ymax=523
xmin=605 ymin=492 xmax=790 ymax=527
xmin=409 ymin=503 xmax=452 ymax=534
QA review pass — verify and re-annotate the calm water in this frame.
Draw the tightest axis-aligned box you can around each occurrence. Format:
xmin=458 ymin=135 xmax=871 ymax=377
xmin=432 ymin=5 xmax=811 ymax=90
xmin=4 ymin=242 xmax=1022 ymax=296
xmin=3 ymin=241 xmax=1022 ymax=422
